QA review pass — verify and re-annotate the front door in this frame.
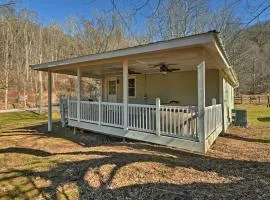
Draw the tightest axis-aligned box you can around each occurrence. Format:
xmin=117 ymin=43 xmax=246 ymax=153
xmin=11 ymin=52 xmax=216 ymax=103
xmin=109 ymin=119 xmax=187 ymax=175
xmin=107 ymin=78 xmax=117 ymax=102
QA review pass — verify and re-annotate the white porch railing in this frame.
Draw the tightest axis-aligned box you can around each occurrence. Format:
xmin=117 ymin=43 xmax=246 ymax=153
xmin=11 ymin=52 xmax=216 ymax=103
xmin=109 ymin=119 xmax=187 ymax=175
xmin=101 ymin=102 xmax=124 ymax=128
xmin=68 ymin=100 xmax=77 ymax=120
xmin=80 ymin=101 xmax=99 ymax=124
xmin=128 ymin=104 xmax=157 ymax=133
xmin=65 ymin=97 xmax=201 ymax=140
xmin=160 ymin=105 xmax=197 ymax=139
xmin=205 ymin=104 xmax=222 ymax=137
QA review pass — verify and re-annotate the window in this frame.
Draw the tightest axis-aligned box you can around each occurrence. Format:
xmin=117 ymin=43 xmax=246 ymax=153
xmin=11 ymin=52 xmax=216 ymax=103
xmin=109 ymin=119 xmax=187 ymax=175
xmin=128 ymin=78 xmax=136 ymax=97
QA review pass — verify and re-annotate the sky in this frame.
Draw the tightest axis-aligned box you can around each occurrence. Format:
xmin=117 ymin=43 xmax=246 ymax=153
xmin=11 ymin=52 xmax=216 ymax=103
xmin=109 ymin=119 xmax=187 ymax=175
xmin=17 ymin=0 xmax=113 ymax=25
xmin=16 ymin=0 xmax=270 ymax=33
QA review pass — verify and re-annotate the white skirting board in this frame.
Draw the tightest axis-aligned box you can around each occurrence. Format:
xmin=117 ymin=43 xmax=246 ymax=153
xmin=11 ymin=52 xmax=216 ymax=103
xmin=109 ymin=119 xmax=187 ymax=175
xmin=205 ymin=125 xmax=223 ymax=152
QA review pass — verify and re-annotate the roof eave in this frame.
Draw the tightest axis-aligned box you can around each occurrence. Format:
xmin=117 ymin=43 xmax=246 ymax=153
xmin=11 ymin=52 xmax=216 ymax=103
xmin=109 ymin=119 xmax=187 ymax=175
xmin=210 ymin=32 xmax=239 ymax=87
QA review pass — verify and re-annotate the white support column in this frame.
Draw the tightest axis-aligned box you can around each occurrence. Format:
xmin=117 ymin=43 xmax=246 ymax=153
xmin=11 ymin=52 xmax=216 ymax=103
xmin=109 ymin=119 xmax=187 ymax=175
xmin=219 ymin=71 xmax=225 ymax=134
xmin=98 ymin=96 xmax=101 ymax=126
xmin=77 ymin=67 xmax=81 ymax=122
xmin=123 ymin=60 xmax=128 ymax=130
xmin=212 ymin=98 xmax=217 ymax=130
xmin=156 ymin=97 xmax=161 ymax=136
xmin=100 ymin=78 xmax=103 ymax=101
xmin=67 ymin=96 xmax=70 ymax=123
xmin=104 ymin=77 xmax=107 ymax=101
xmin=197 ymin=61 xmax=206 ymax=152
xmin=48 ymin=71 xmax=52 ymax=132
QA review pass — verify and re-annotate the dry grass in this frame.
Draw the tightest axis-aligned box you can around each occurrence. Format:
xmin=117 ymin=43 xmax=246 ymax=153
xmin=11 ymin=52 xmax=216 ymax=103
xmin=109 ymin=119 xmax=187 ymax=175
xmin=0 ymin=110 xmax=269 ymax=199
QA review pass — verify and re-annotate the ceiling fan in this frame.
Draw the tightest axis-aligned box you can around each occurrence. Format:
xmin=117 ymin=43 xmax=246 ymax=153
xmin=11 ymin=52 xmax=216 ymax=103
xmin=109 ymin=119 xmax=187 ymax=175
xmin=151 ymin=62 xmax=180 ymax=74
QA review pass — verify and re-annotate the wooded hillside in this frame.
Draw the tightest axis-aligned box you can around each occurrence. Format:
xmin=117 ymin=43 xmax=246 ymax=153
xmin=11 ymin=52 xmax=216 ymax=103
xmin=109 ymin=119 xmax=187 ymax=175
xmin=0 ymin=0 xmax=269 ymax=109
xmin=230 ymin=22 xmax=270 ymax=94
xmin=0 ymin=6 xmax=128 ymax=109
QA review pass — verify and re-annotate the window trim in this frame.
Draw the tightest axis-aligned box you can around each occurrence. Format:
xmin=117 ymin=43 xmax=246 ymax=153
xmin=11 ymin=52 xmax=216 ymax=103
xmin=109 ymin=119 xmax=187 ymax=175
xmin=128 ymin=76 xmax=136 ymax=98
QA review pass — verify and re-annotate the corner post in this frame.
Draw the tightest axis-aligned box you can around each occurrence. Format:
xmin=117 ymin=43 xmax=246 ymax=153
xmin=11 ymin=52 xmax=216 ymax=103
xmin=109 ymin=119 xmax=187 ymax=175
xmin=197 ymin=61 xmax=206 ymax=153
xmin=98 ymin=96 xmax=101 ymax=126
xmin=67 ymin=96 xmax=70 ymax=123
xmin=123 ymin=60 xmax=128 ymax=130
xmin=48 ymin=71 xmax=52 ymax=132
xmin=219 ymin=71 xmax=225 ymax=134
xmin=156 ymin=98 xmax=161 ymax=136
xmin=212 ymin=98 xmax=217 ymax=130
xmin=77 ymin=67 xmax=81 ymax=122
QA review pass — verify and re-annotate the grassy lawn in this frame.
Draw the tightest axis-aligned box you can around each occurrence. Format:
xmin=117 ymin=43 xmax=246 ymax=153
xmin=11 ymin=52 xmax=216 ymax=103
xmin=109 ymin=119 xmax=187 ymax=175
xmin=0 ymin=111 xmax=60 ymax=131
xmin=0 ymin=109 xmax=269 ymax=199
xmin=233 ymin=104 xmax=270 ymax=142
xmin=235 ymin=104 xmax=270 ymax=126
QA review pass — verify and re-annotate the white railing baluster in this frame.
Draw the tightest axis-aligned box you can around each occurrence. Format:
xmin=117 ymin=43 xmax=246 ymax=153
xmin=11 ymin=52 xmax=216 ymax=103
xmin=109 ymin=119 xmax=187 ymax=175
xmin=136 ymin=107 xmax=139 ymax=129
xmin=145 ymin=108 xmax=148 ymax=130
xmin=173 ymin=108 xmax=176 ymax=135
xmin=132 ymin=106 xmax=134 ymax=127
xmin=165 ymin=107 xmax=168 ymax=134
xmin=149 ymin=107 xmax=151 ymax=130
xmin=139 ymin=107 xmax=141 ymax=129
xmin=169 ymin=108 xmax=171 ymax=134
xmin=177 ymin=108 xmax=180 ymax=136
xmin=142 ymin=107 xmax=145 ymax=129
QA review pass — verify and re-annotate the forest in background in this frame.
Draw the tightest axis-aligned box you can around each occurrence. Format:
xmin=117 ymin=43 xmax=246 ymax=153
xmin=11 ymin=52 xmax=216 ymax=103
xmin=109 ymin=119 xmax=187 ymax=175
xmin=0 ymin=0 xmax=269 ymax=109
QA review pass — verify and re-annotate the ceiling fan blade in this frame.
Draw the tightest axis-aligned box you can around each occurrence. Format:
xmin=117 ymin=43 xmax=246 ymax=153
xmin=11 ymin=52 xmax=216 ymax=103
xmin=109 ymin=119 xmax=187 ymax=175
xmin=136 ymin=60 xmax=148 ymax=66
xmin=150 ymin=62 xmax=165 ymax=68
xmin=150 ymin=63 xmax=178 ymax=68
xmin=168 ymin=68 xmax=181 ymax=72
xmin=166 ymin=63 xmax=178 ymax=66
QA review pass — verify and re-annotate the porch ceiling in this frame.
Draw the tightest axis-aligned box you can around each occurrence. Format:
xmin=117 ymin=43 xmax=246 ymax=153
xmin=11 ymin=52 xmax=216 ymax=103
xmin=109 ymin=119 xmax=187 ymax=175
xmin=50 ymin=46 xmax=218 ymax=78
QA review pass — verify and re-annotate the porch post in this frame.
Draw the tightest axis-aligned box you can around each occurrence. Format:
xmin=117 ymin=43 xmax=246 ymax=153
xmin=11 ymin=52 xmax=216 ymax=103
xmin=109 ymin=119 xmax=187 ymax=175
xmin=219 ymin=71 xmax=225 ymax=134
xmin=98 ymin=96 xmax=101 ymax=126
xmin=123 ymin=60 xmax=128 ymax=130
xmin=48 ymin=71 xmax=52 ymax=132
xmin=197 ymin=61 xmax=206 ymax=153
xmin=212 ymin=98 xmax=217 ymax=130
xmin=156 ymin=98 xmax=161 ymax=135
xmin=77 ymin=67 xmax=81 ymax=122
xmin=67 ymin=96 xmax=70 ymax=123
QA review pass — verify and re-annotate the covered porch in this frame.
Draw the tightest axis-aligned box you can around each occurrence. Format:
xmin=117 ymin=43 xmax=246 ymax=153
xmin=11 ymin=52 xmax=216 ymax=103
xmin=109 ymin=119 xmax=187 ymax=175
xmin=32 ymin=32 xmax=237 ymax=154
xmin=58 ymin=56 xmax=222 ymax=154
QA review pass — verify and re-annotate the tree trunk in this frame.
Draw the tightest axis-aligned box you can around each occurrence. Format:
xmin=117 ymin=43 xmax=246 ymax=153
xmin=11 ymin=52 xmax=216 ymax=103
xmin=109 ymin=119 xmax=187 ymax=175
xmin=39 ymin=28 xmax=43 ymax=113
xmin=39 ymin=71 xmax=43 ymax=113
xmin=4 ymin=68 xmax=9 ymax=110
xmin=23 ymin=81 xmax=27 ymax=108
xmin=4 ymin=33 xmax=9 ymax=110
xmin=23 ymin=23 xmax=30 ymax=108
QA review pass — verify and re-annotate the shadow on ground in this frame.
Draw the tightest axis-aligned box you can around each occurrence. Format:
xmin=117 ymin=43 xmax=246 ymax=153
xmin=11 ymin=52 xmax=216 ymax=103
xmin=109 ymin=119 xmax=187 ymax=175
xmin=224 ymin=133 xmax=270 ymax=143
xmin=0 ymin=123 xmax=269 ymax=199
xmin=257 ymin=117 xmax=270 ymax=122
